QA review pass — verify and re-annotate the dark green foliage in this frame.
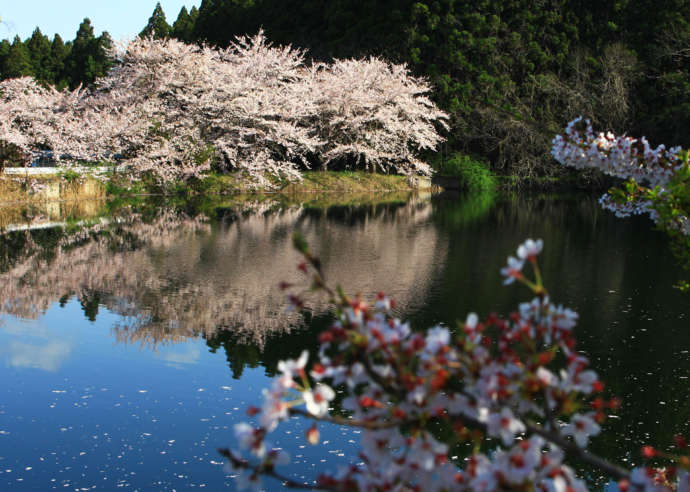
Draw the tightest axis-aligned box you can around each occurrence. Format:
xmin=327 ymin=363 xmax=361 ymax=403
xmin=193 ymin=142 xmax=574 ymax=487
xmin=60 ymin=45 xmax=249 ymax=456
xmin=140 ymin=2 xmax=172 ymax=39
xmin=65 ymin=19 xmax=113 ymax=88
xmin=171 ymin=6 xmax=197 ymax=42
xmin=624 ymin=1 xmax=690 ymax=148
xmin=0 ymin=39 xmax=11 ymax=76
xmin=49 ymin=34 xmax=71 ymax=89
xmin=0 ymin=18 xmax=111 ymax=89
xmin=65 ymin=18 xmax=97 ymax=85
xmin=3 ymin=36 xmax=33 ymax=79
xmin=26 ymin=28 xmax=52 ymax=82
xmin=192 ymin=0 xmax=410 ymax=60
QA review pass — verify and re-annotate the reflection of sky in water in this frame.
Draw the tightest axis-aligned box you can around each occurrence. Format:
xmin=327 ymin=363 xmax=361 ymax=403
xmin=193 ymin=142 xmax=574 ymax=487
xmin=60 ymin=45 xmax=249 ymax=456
xmin=0 ymin=300 xmax=357 ymax=490
xmin=1 ymin=318 xmax=74 ymax=372
xmin=5 ymin=339 xmax=72 ymax=372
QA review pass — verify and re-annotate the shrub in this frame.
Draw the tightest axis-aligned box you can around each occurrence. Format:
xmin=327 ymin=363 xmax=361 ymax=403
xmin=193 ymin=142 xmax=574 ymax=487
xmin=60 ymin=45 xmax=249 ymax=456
xmin=434 ymin=152 xmax=496 ymax=193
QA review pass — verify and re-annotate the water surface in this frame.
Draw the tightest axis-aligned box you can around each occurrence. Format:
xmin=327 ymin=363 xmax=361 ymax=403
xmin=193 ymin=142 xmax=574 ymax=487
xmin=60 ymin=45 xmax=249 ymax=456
xmin=0 ymin=192 xmax=687 ymax=490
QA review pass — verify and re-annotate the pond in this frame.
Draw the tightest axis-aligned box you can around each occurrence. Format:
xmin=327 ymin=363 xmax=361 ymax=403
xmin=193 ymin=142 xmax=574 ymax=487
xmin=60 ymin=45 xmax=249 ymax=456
xmin=0 ymin=191 xmax=687 ymax=490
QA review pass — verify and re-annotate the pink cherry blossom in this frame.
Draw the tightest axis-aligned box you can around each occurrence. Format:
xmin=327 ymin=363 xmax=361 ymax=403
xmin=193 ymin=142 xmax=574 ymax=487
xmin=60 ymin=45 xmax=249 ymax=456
xmin=0 ymin=33 xmax=447 ymax=187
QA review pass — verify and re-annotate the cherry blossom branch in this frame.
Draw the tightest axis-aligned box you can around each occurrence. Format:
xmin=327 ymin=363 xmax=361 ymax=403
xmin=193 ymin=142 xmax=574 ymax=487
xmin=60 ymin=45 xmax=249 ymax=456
xmin=223 ymin=237 xmax=689 ymax=491
xmin=523 ymin=420 xmax=631 ymax=481
xmin=291 ymin=405 xmax=631 ymax=481
xmin=289 ymin=408 xmax=400 ymax=429
xmin=218 ymin=448 xmax=324 ymax=490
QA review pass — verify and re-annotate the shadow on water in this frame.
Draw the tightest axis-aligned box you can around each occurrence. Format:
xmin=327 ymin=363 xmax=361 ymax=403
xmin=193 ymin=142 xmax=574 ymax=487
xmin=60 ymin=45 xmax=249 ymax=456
xmin=0 ymin=190 xmax=687 ymax=487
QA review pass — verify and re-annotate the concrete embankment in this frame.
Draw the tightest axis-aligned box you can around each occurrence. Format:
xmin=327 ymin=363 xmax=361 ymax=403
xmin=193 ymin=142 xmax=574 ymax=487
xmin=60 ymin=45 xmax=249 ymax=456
xmin=1 ymin=170 xmax=107 ymax=205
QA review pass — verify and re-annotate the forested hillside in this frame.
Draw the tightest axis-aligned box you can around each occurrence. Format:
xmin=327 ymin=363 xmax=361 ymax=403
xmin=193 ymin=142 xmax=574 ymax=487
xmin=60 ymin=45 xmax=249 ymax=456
xmin=2 ymin=0 xmax=689 ymax=177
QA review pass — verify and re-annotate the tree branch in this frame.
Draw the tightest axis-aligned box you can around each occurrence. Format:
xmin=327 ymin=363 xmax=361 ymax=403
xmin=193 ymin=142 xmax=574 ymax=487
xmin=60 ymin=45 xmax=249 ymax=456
xmin=218 ymin=448 xmax=326 ymax=490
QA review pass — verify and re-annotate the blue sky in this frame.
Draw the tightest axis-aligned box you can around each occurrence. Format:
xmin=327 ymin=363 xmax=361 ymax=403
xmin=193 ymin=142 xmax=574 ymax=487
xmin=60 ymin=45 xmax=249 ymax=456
xmin=0 ymin=1 xmax=200 ymax=42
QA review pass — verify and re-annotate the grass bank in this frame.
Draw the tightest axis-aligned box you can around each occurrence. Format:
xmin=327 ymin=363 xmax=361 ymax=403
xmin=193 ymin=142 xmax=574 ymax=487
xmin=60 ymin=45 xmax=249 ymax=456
xmin=0 ymin=170 xmax=431 ymax=206
xmin=107 ymin=170 xmax=431 ymax=198
xmin=0 ymin=170 xmax=433 ymax=229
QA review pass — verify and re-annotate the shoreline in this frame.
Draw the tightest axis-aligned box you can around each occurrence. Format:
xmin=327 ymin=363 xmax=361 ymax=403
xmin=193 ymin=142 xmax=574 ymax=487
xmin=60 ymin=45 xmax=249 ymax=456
xmin=0 ymin=166 xmax=611 ymax=207
xmin=0 ymin=170 xmax=433 ymax=207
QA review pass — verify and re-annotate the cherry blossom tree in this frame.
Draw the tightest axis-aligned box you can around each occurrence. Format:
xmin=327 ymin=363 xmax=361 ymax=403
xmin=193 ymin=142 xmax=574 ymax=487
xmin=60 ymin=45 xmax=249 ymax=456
xmin=0 ymin=33 xmax=447 ymax=186
xmin=552 ymin=117 xmax=690 ymax=236
xmin=308 ymin=57 xmax=448 ymax=175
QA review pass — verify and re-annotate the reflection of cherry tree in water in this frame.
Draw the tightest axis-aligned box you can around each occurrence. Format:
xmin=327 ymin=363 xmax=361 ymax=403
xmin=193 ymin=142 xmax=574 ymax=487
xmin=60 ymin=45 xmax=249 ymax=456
xmin=0 ymin=197 xmax=445 ymax=353
xmin=0 ymin=209 xmax=211 ymax=322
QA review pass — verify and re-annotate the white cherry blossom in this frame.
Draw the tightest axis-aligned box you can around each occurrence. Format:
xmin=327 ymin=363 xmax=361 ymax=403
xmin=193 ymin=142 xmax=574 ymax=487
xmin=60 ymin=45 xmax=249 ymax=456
xmin=562 ymin=413 xmax=601 ymax=448
xmin=302 ymin=383 xmax=335 ymax=417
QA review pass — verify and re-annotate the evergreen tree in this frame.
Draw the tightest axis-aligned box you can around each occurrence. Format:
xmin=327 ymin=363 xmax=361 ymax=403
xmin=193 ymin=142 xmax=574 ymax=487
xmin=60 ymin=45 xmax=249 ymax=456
xmin=171 ymin=6 xmax=194 ymax=42
xmin=0 ymin=39 xmax=10 ymax=78
xmin=66 ymin=18 xmax=97 ymax=86
xmin=189 ymin=5 xmax=200 ymax=24
xmin=95 ymin=31 xmax=113 ymax=78
xmin=26 ymin=27 xmax=52 ymax=83
xmin=65 ymin=18 xmax=110 ymax=88
xmin=140 ymin=2 xmax=171 ymax=39
xmin=4 ymin=36 xmax=33 ymax=78
xmin=49 ymin=34 xmax=71 ymax=89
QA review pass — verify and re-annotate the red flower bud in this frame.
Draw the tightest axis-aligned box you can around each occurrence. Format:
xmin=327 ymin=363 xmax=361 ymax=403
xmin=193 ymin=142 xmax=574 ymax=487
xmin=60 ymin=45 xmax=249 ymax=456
xmin=431 ymin=369 xmax=449 ymax=391
xmin=359 ymin=396 xmax=383 ymax=408
xmin=608 ymin=397 xmax=622 ymax=410
xmin=641 ymin=446 xmax=656 ymax=458
xmin=306 ymin=425 xmax=320 ymax=445
xmin=538 ymin=351 xmax=554 ymax=365
xmin=319 ymin=331 xmax=334 ymax=343
xmin=590 ymin=397 xmax=604 ymax=411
